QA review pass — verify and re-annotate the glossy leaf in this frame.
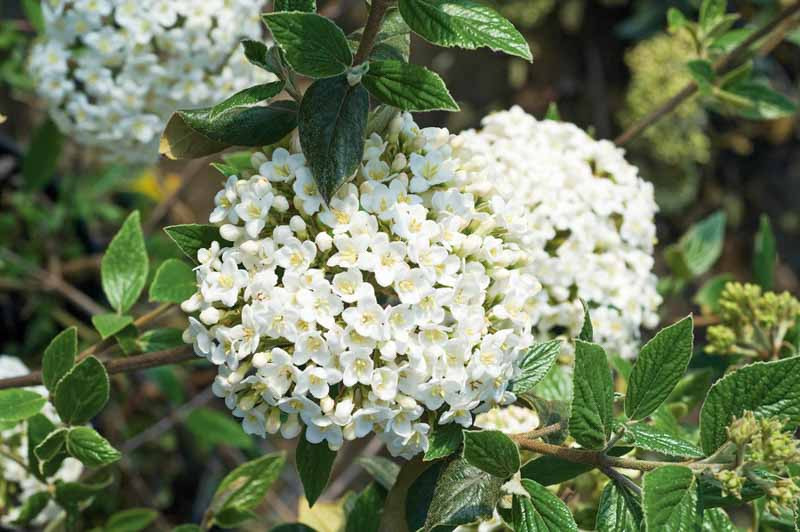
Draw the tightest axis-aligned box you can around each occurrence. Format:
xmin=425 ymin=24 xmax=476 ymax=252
xmin=164 ymin=224 xmax=220 ymax=262
xmin=512 ymin=479 xmax=578 ymax=531
xmin=510 ymin=339 xmax=561 ymax=394
xmin=424 ymin=422 xmax=463 ymax=461
xmin=596 ymin=480 xmax=642 ymax=532
xmin=263 ymin=12 xmax=352 ymax=78
xmin=625 ymin=423 xmax=704 ymax=458
xmin=210 ymin=452 xmax=287 ymax=527
xmin=569 ymin=340 xmax=614 ymax=449
xmin=462 ymin=430 xmax=520 ymax=478
xmin=424 ymin=457 xmax=504 ymax=530
xmin=54 ymin=356 xmax=109 ymax=425
xmin=362 ymin=60 xmax=457 ymax=111
xmin=642 ymin=466 xmax=698 ymax=531
xmin=42 ymin=327 xmax=77 ymax=393
xmin=296 ymin=435 xmax=337 ymax=506
xmin=65 ymin=426 xmax=122 ymax=467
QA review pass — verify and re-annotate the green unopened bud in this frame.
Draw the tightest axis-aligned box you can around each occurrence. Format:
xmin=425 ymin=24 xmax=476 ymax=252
xmin=714 ymin=469 xmax=745 ymax=499
xmin=728 ymin=411 xmax=759 ymax=445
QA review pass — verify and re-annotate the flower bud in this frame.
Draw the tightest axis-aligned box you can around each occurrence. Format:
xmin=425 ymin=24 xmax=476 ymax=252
xmin=392 ymin=153 xmax=407 ymax=172
xmin=239 ymin=239 xmax=260 ymax=255
xmin=251 ymin=152 xmax=268 ymax=168
xmin=181 ymin=293 xmax=203 ymax=313
xmin=290 ymin=215 xmax=307 ymax=234
xmin=266 ymin=408 xmax=281 ymax=434
xmin=199 ymin=306 xmax=221 ymax=325
xmin=281 ymin=414 xmax=302 ymax=439
xmin=343 ymin=422 xmax=356 ymax=441
xmin=220 ymin=224 xmax=243 ymax=242
xmin=315 ymin=232 xmax=333 ymax=252
xmin=252 ymin=351 xmax=268 ymax=369
xmin=273 ymin=195 xmax=290 ymax=212
xmin=320 ymin=395 xmax=335 ymax=413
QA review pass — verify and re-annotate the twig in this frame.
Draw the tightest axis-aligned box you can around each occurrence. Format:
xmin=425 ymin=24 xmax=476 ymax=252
xmin=0 ymin=345 xmax=196 ymax=390
xmin=600 ymin=465 xmax=642 ymax=497
xmin=517 ymin=420 xmax=566 ymax=440
xmin=614 ymin=1 xmax=800 ymax=146
xmin=78 ymin=302 xmax=174 ymax=360
xmin=353 ymin=0 xmax=392 ymax=66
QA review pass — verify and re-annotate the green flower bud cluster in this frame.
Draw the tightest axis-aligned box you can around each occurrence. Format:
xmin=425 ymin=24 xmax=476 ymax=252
xmin=715 ymin=411 xmax=800 ymax=515
xmin=619 ymin=32 xmax=711 ymax=168
xmin=706 ymin=282 xmax=800 ymax=359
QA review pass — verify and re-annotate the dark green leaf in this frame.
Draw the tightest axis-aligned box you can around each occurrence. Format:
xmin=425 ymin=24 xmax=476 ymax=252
xmin=753 ymin=214 xmax=777 ymax=290
xmin=349 ymin=9 xmax=411 ymax=62
xmin=424 ymin=422 xmax=463 ymax=461
xmin=164 ymin=224 xmax=220 ymax=262
xmin=106 ymin=508 xmax=159 ymax=532
xmin=208 ymin=82 xmax=285 ymax=119
xmin=241 ymin=40 xmax=277 ymax=74
xmin=697 ymin=470 xmax=765 ymax=508
xmin=642 ymin=466 xmax=698 ymax=531
xmin=101 ymin=211 xmax=148 ymax=313
xmin=357 ymin=456 xmax=400 ymax=490
xmin=160 ymin=100 xmax=298 ymax=160
xmin=274 ymin=0 xmax=317 ymax=11
xmin=22 ymin=118 xmax=63 ymax=191
xmin=699 ymin=357 xmax=800 ymax=455
xmin=362 ymin=60 xmax=457 ymax=112
xmin=687 ymin=59 xmax=715 ymax=92
xmin=27 ymin=414 xmax=55 ymax=482
xmin=263 ymin=13 xmax=352 ymax=78
xmin=570 ymin=340 xmax=614 ymax=449
xmin=699 ymin=0 xmax=726 ymax=34
xmin=405 ymin=461 xmax=443 ymax=531
xmin=65 ymin=426 xmax=121 ymax=467
xmin=91 ymin=313 xmax=134 ymax=340
xmin=665 ymin=211 xmax=726 ymax=279
xmin=398 ymin=0 xmax=532 ymax=61
xmin=149 ymin=259 xmax=196 ymax=303
xmin=625 ymin=423 xmax=704 ymax=458
xmin=270 ymin=525 xmax=317 ymax=532
xmin=137 ymin=328 xmax=185 ymax=353
xmin=510 ymin=339 xmax=561 ymax=394
xmin=721 ymin=81 xmax=797 ymax=120
xmin=462 ymin=429 xmax=520 ymax=478
xmin=11 ymin=491 xmax=50 ymax=526
xmin=345 ymin=483 xmax=385 ymax=532
xmin=701 ymin=508 xmax=735 ymax=531
xmin=424 ymin=457 xmax=504 ymax=530
xmin=185 ymin=407 xmax=254 ymax=450
xmin=296 ymin=435 xmax=337 ymax=506
xmin=596 ymin=480 xmax=642 ymax=532
xmin=512 ymin=479 xmax=578 ymax=531
xmin=42 ymin=327 xmax=77 ymax=393
xmin=54 ymin=474 xmax=113 ymax=509
xmin=211 ymin=452 xmax=286 ymax=525
xmin=298 ymin=75 xmax=369 ymax=203
xmin=0 ymin=388 xmax=46 ymax=422
xmin=34 ymin=428 xmax=67 ymax=462
xmin=54 ymin=356 xmax=109 ymax=425
xmin=625 ymin=316 xmax=694 ymax=420
xmin=579 ymin=300 xmax=593 ymax=342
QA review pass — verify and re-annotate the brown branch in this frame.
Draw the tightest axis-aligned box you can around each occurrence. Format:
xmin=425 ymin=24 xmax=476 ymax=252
xmin=614 ymin=1 xmax=800 ymax=146
xmin=0 ymin=346 xmax=195 ymax=390
xmin=353 ymin=0 xmax=392 ymax=66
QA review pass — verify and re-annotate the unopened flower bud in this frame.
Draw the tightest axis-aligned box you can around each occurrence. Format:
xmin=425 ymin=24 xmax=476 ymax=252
xmin=391 ymin=153 xmax=407 ymax=172
xmin=220 ymin=224 xmax=243 ymax=242
xmin=252 ymin=352 xmax=268 ymax=369
xmin=273 ymin=195 xmax=289 ymax=212
xmin=266 ymin=408 xmax=281 ymax=434
xmin=315 ymin=232 xmax=333 ymax=252
xmin=320 ymin=396 xmax=335 ymax=413
xmin=290 ymin=215 xmax=306 ymax=234
xmin=199 ymin=306 xmax=221 ymax=325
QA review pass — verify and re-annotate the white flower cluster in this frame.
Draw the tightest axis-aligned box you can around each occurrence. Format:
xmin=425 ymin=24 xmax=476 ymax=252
xmin=0 ymin=356 xmax=83 ymax=527
xmin=29 ymin=0 xmax=272 ymax=164
xmin=459 ymin=107 xmax=661 ymax=359
xmin=474 ymin=405 xmax=539 ymax=435
xmin=182 ymin=113 xmax=544 ymax=458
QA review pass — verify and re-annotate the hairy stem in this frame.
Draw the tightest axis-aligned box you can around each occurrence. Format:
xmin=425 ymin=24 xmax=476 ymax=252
xmin=353 ymin=0 xmax=392 ymax=65
xmin=614 ymin=1 xmax=800 ymax=146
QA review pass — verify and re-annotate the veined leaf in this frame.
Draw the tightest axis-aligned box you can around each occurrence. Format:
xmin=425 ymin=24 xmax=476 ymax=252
xmin=596 ymin=480 xmax=642 ymax=532
xmin=462 ymin=430 xmax=520 ymax=478
xmin=512 ymin=479 xmax=578 ymax=531
xmin=569 ymin=340 xmax=614 ymax=449
xmin=296 ymin=435 xmax=337 ymax=507
xmin=149 ymin=259 xmax=196 ymax=303
xmin=42 ymin=327 xmax=77 ymax=393
xmin=101 ymin=211 xmax=148 ymax=313
xmin=0 ymin=389 xmax=46 ymax=422
xmin=510 ymin=339 xmax=561 ymax=394
xmin=54 ymin=356 xmax=109 ymax=425
xmin=91 ymin=313 xmax=133 ymax=340
xmin=263 ymin=12 xmax=352 ymax=78
xmin=164 ymin=224 xmax=220 ymax=263
xmin=424 ymin=422 xmax=463 ymax=461
xmin=424 ymin=457 xmax=504 ymax=530
xmin=625 ymin=423 xmax=704 ymax=458
xmin=363 ymin=60 xmax=458 ymax=111
xmin=642 ymin=466 xmax=698 ymax=531
xmin=65 ymin=426 xmax=121 ymax=467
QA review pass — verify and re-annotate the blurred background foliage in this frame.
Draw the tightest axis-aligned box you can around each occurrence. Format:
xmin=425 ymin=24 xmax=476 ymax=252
xmin=1 ymin=0 xmax=799 ymax=528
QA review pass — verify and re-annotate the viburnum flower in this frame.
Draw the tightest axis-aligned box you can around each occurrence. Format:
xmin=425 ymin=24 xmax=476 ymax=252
xmin=458 ymin=106 xmax=661 ymax=359
xmin=0 ymin=356 xmax=83 ymax=527
xmin=29 ymin=0 xmax=273 ymax=164
xmin=182 ymin=113 xmax=543 ymax=458
xmin=474 ymin=405 xmax=540 ymax=435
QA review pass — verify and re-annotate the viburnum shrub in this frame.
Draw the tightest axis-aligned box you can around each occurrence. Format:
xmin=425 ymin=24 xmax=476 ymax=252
xmin=2 ymin=0 xmax=800 ymax=530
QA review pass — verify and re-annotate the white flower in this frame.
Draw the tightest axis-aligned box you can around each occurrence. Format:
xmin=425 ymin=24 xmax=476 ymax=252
xmin=182 ymin=113 xmax=543 ymax=457
xmin=31 ymin=0 xmax=272 ymax=163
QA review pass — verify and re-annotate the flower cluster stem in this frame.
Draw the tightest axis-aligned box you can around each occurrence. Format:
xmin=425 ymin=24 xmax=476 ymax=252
xmin=353 ymin=0 xmax=392 ymax=66
xmin=614 ymin=1 xmax=800 ymax=146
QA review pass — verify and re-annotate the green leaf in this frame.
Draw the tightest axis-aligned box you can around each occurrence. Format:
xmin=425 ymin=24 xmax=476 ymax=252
xmin=667 ymin=8 xmax=687 ymax=32
xmin=520 ymin=447 xmax=631 ymax=486
xmin=357 ymin=456 xmax=400 ymax=491
xmin=699 ymin=357 xmax=800 ymax=455
xmin=263 ymin=13 xmax=352 ymax=78
xmin=160 ymin=100 xmax=298 ymax=160
xmin=512 ymin=478 xmax=578 ymax=531
xmin=753 ymin=214 xmax=777 ymax=290
xmin=105 ymin=508 xmax=159 ymax=532
xmin=11 ymin=491 xmax=50 ymax=526
xmin=208 ymin=82 xmax=286 ymax=119
xmin=693 ymin=274 xmax=734 ymax=315
xmin=687 ymin=59 xmax=715 ymax=92
xmin=0 ymin=388 xmax=46 ymax=422
xmin=270 ymin=525 xmax=317 ymax=532
xmin=625 ymin=423 xmax=704 ymax=458
xmin=721 ymin=81 xmax=797 ymax=120
xmin=54 ymin=356 xmax=109 ymax=425
xmin=298 ymin=75 xmax=369 ymax=203
xmin=54 ymin=474 xmax=114 ymax=509
xmin=42 ymin=327 xmax=77 ymax=393
xmin=65 ymin=426 xmax=121 ymax=467
xmin=149 ymin=259 xmax=196 ymax=303
xmin=405 ymin=462 xmax=443 ymax=531
xmin=241 ymin=40 xmax=276 ymax=74
xmin=164 ymin=224 xmax=220 ymax=262
xmin=642 ymin=466 xmax=698 ymax=531
xmin=345 ymin=483 xmax=385 ymax=532
xmin=510 ymin=339 xmax=561 ymax=394
xmin=545 ymin=102 xmax=561 ymax=121
xmin=185 ymin=407 xmax=254 ymax=450
xmin=22 ymin=118 xmax=63 ymax=191
xmin=398 ymin=0 xmax=532 ymax=61
xmin=296 ymin=435 xmax=337 ymax=506
xmin=274 ymin=0 xmax=317 ymax=11
xmin=34 ymin=428 xmax=67 ymax=462
xmin=349 ymin=9 xmax=411 ymax=62
xmin=137 ymin=328 xmax=185 ymax=353
xmin=665 ymin=211 xmax=726 ymax=279
xmin=211 ymin=452 xmax=286 ymax=526
xmin=701 ymin=508 xmax=735 ymax=531
xmin=21 ymin=0 xmax=45 ymax=34
xmin=569 ymin=340 xmax=614 ymax=449
xmin=27 ymin=414 xmax=55 ymax=482
xmin=579 ymin=299 xmax=593 ymax=342
xmin=424 ymin=422 xmax=463 ymax=461
xmin=101 ymin=211 xmax=148 ymax=313
xmin=424 ymin=457 xmax=504 ymax=530
xmin=462 ymin=430 xmax=520 ymax=478
xmin=91 ymin=313 xmax=134 ymax=340
xmin=362 ymin=60 xmax=458 ymax=112
xmin=699 ymin=0 xmax=727 ymax=34
xmin=625 ymin=316 xmax=694 ymax=420
xmin=596 ymin=480 xmax=642 ymax=532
